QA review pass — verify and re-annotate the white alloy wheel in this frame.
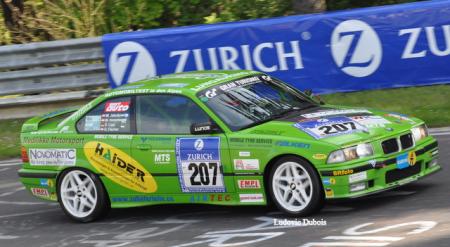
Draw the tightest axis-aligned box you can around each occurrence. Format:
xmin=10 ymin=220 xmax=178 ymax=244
xmin=272 ymin=161 xmax=313 ymax=212
xmin=60 ymin=170 xmax=98 ymax=218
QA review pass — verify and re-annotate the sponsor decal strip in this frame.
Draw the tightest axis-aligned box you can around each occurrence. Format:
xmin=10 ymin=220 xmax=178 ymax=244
xmin=84 ymin=142 xmax=157 ymax=193
xmin=29 ymin=149 xmax=76 ymax=166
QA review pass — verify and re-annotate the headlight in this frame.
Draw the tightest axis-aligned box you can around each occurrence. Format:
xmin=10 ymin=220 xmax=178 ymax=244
xmin=327 ymin=143 xmax=374 ymax=164
xmin=411 ymin=124 xmax=428 ymax=142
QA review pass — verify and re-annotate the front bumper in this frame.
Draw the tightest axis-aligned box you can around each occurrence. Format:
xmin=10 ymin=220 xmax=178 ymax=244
xmin=319 ymin=140 xmax=440 ymax=199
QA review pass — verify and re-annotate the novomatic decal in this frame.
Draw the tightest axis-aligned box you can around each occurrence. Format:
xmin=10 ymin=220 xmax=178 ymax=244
xmin=29 ymin=149 xmax=76 ymax=166
xmin=176 ymin=137 xmax=225 ymax=193
xmin=84 ymin=141 xmax=157 ymax=193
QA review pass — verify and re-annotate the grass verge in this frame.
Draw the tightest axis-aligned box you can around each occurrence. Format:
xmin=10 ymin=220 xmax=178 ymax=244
xmin=0 ymin=84 xmax=448 ymax=160
xmin=321 ymin=84 xmax=450 ymax=127
xmin=0 ymin=119 xmax=26 ymax=160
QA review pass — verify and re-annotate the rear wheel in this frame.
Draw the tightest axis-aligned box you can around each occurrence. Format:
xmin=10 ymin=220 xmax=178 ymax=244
xmin=58 ymin=169 xmax=110 ymax=222
xmin=268 ymin=156 xmax=324 ymax=216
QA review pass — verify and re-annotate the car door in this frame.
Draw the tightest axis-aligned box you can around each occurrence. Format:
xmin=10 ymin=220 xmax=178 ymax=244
xmin=77 ymin=96 xmax=137 ymax=193
xmin=131 ymin=94 xmax=235 ymax=197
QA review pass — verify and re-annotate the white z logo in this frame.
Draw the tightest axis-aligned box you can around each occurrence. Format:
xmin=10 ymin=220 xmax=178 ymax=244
xmin=331 ymin=20 xmax=382 ymax=77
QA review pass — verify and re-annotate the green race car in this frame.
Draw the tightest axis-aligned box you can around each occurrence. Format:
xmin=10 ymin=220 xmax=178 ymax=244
xmin=18 ymin=70 xmax=440 ymax=222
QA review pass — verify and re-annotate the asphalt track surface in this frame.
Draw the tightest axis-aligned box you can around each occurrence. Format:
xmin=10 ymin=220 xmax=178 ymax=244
xmin=0 ymin=131 xmax=449 ymax=247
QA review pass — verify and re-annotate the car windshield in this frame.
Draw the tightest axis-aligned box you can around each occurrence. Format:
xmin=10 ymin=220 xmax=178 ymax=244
xmin=198 ymin=75 xmax=318 ymax=131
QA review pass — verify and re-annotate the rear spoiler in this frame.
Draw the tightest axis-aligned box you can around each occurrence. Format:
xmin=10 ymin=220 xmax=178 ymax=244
xmin=21 ymin=107 xmax=79 ymax=133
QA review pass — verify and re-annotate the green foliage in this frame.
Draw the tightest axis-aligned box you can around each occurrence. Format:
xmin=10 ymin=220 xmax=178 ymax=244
xmin=0 ymin=0 xmax=422 ymax=44
xmin=206 ymin=0 xmax=293 ymax=23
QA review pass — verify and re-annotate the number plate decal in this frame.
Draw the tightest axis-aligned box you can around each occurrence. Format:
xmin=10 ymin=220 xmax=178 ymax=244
xmin=294 ymin=116 xmax=367 ymax=139
xmin=176 ymin=137 xmax=225 ymax=193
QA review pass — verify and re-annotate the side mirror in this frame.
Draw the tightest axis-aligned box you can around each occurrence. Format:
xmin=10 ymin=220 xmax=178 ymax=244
xmin=190 ymin=122 xmax=222 ymax=135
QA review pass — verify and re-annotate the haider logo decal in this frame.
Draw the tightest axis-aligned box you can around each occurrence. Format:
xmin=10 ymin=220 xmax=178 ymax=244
xmin=84 ymin=141 xmax=157 ymax=193
xmin=331 ymin=20 xmax=382 ymax=77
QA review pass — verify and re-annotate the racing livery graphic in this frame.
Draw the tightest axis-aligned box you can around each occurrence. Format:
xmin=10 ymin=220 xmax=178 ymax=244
xmin=18 ymin=70 xmax=440 ymax=222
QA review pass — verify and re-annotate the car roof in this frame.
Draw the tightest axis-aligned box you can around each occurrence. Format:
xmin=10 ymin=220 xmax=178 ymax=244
xmin=112 ymin=70 xmax=262 ymax=93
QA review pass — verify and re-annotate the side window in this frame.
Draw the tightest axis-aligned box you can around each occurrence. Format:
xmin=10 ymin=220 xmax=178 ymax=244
xmin=136 ymin=95 xmax=210 ymax=134
xmin=77 ymin=96 xmax=132 ymax=133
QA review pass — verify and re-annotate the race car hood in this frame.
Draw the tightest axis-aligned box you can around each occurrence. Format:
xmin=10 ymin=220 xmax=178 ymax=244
xmin=246 ymin=106 xmax=423 ymax=147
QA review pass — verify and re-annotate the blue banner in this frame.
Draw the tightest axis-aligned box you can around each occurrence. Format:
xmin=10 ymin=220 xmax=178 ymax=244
xmin=102 ymin=0 xmax=450 ymax=93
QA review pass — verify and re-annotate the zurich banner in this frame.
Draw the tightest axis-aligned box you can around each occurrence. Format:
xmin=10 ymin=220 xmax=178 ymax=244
xmin=102 ymin=0 xmax=450 ymax=93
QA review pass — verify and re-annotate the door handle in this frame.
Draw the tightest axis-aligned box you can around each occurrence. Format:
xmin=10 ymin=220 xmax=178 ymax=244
xmin=135 ymin=144 xmax=151 ymax=151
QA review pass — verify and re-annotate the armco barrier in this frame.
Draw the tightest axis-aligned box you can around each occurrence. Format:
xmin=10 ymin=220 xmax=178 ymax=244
xmin=0 ymin=37 xmax=108 ymax=119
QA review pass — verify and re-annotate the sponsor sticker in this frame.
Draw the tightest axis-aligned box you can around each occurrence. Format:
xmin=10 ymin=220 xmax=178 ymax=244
xmin=31 ymin=188 xmax=49 ymax=198
xmin=350 ymin=116 xmax=391 ymax=128
xmin=158 ymin=83 xmax=188 ymax=88
xmin=349 ymin=171 xmax=367 ymax=183
xmin=209 ymin=194 xmax=232 ymax=201
xmin=396 ymin=153 xmax=409 ymax=169
xmin=294 ymin=116 xmax=367 ymax=139
xmin=313 ymin=154 xmax=327 ymax=160
xmin=396 ymin=151 xmax=416 ymax=169
xmin=84 ymin=141 xmax=157 ymax=193
xmin=176 ymin=137 xmax=225 ymax=193
xmin=322 ymin=177 xmax=336 ymax=185
xmin=29 ymin=149 xmax=76 ymax=166
xmin=39 ymin=179 xmax=54 ymax=187
xmin=239 ymin=193 xmax=264 ymax=203
xmin=154 ymin=153 xmax=171 ymax=165
xmin=275 ymin=141 xmax=310 ymax=149
xmin=234 ymin=159 xmax=260 ymax=171
xmin=84 ymin=115 xmax=101 ymax=131
xmin=408 ymin=151 xmax=417 ymax=166
xmin=325 ymin=188 xmax=334 ymax=198
xmin=301 ymin=109 xmax=371 ymax=119
xmin=238 ymin=180 xmax=261 ymax=189
xmin=200 ymin=76 xmax=260 ymax=98
xmin=386 ymin=113 xmax=415 ymax=123
xmin=104 ymin=101 xmax=130 ymax=112
xmin=332 ymin=169 xmax=354 ymax=176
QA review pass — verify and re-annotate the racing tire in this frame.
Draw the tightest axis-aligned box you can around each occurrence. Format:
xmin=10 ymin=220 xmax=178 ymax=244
xmin=268 ymin=156 xmax=324 ymax=216
xmin=57 ymin=168 xmax=110 ymax=222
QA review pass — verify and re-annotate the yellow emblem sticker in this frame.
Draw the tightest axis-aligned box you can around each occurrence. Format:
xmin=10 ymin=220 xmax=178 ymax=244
xmin=313 ymin=154 xmax=327 ymax=160
xmin=325 ymin=188 xmax=334 ymax=198
xmin=84 ymin=141 xmax=157 ymax=193
xmin=408 ymin=151 xmax=417 ymax=166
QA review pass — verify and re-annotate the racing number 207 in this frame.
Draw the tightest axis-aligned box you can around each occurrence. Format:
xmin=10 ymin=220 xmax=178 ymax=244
xmin=319 ymin=122 xmax=356 ymax=135
xmin=188 ymin=162 xmax=218 ymax=186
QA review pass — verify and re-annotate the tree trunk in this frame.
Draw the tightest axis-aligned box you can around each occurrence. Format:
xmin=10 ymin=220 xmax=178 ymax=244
xmin=292 ymin=0 xmax=327 ymax=14
xmin=1 ymin=0 xmax=24 ymax=29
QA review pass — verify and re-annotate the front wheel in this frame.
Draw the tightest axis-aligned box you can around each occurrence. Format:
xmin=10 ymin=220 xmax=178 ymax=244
xmin=57 ymin=169 xmax=110 ymax=222
xmin=268 ymin=156 xmax=324 ymax=216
